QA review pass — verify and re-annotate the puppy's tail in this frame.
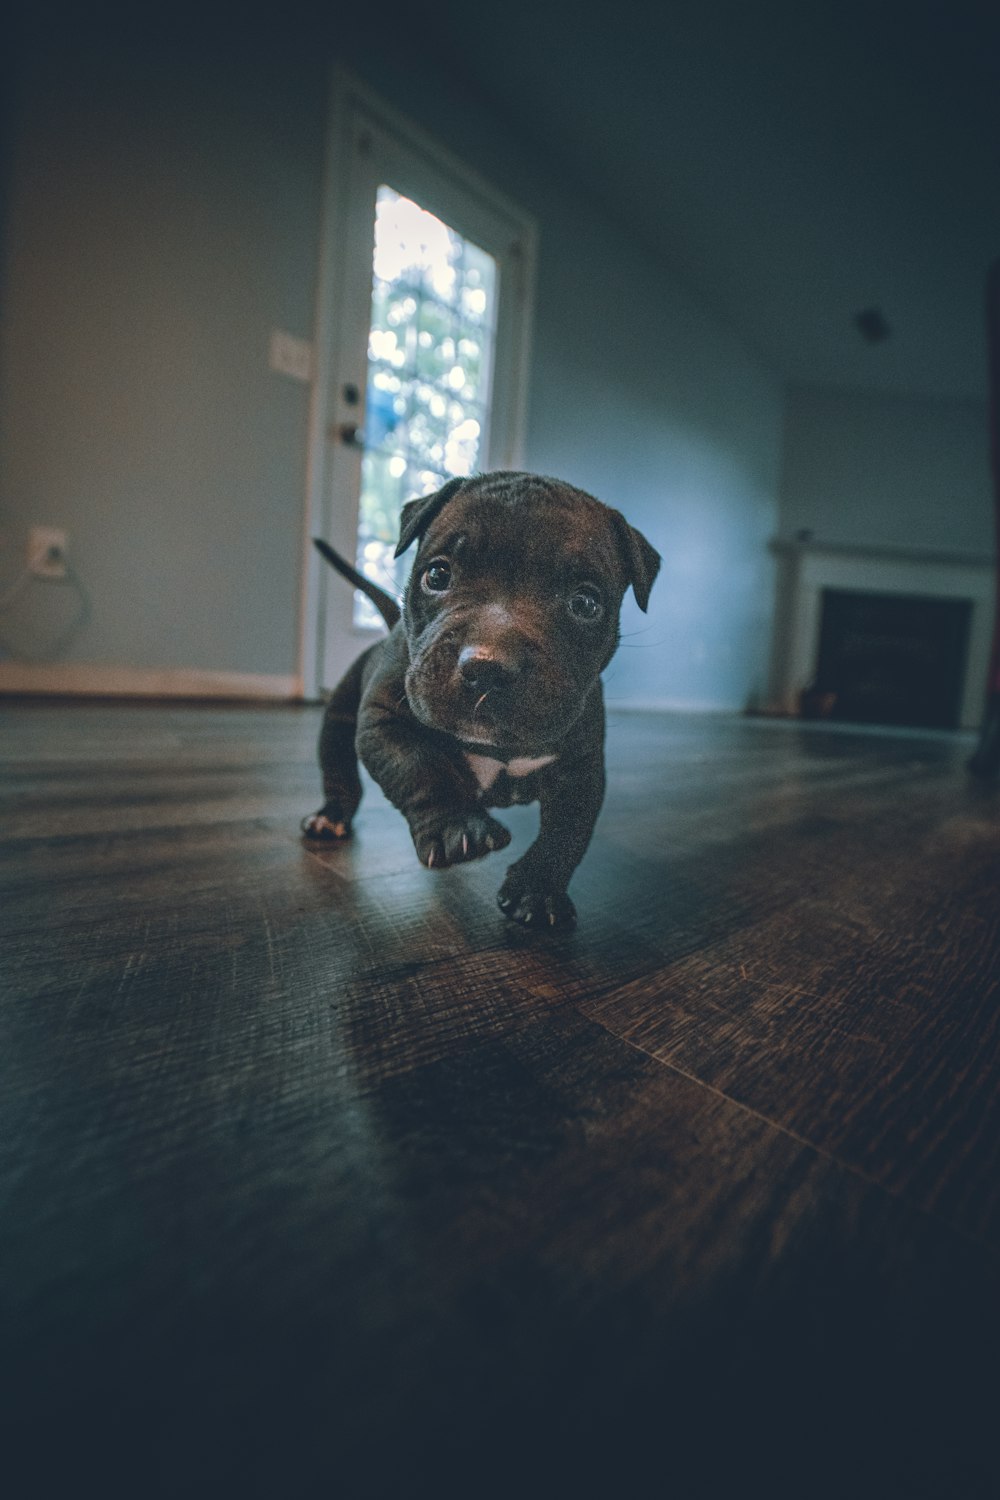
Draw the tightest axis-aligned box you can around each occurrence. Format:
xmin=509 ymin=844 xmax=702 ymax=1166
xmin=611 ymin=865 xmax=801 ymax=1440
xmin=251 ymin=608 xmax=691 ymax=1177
xmin=312 ymin=538 xmax=401 ymax=629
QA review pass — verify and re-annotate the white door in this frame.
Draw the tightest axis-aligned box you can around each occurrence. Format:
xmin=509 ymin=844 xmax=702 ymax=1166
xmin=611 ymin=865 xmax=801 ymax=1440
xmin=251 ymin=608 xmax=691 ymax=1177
xmin=307 ymin=76 xmax=536 ymax=694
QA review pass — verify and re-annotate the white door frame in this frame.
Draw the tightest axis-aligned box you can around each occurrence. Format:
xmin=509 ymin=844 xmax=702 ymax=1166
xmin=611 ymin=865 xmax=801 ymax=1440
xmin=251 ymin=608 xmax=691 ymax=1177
xmin=298 ymin=67 xmax=537 ymax=698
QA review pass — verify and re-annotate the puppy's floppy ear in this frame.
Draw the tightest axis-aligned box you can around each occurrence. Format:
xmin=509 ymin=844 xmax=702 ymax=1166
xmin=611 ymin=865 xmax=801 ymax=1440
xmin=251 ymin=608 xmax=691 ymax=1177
xmin=610 ymin=510 xmax=661 ymax=612
xmin=394 ymin=477 xmax=467 ymax=557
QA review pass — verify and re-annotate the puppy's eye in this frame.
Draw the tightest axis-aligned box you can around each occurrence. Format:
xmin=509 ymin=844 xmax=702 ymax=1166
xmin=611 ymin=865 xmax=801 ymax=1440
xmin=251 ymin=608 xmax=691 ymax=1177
xmin=568 ymin=586 xmax=603 ymax=622
xmin=421 ymin=560 xmax=452 ymax=594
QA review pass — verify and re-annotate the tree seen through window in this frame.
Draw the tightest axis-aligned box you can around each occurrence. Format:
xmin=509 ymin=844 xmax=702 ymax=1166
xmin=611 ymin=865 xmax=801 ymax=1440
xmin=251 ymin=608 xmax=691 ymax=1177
xmin=354 ymin=186 xmax=499 ymax=626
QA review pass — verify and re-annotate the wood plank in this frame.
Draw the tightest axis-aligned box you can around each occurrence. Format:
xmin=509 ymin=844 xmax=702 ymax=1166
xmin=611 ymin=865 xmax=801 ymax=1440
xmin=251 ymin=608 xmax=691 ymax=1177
xmin=577 ymin=725 xmax=1000 ymax=1245
xmin=2 ymin=1006 xmax=997 ymax=1499
xmin=2 ymin=702 xmax=999 ymax=1499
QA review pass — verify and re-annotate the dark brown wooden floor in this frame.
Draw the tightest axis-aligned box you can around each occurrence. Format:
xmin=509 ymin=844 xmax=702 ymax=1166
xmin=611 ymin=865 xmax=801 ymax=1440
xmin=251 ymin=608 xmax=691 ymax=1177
xmin=2 ymin=701 xmax=999 ymax=1499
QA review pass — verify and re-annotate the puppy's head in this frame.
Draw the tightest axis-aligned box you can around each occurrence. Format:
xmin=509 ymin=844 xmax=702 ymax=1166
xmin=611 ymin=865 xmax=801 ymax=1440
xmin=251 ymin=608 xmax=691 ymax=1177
xmin=395 ymin=471 xmax=660 ymax=752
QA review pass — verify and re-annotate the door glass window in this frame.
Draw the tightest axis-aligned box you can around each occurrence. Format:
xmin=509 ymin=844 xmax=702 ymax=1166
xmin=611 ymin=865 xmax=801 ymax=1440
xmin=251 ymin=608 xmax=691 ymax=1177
xmin=354 ymin=185 xmax=499 ymax=626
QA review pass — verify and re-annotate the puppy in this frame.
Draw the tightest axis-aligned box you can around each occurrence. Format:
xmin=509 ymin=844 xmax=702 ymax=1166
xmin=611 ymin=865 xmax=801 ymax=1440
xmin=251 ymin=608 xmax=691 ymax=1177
xmin=303 ymin=471 xmax=660 ymax=928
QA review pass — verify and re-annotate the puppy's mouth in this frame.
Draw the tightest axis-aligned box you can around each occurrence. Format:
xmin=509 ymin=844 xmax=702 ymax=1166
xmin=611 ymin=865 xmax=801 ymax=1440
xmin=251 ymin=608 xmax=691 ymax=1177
xmin=463 ymin=688 xmax=503 ymax=739
xmin=405 ymin=666 xmax=581 ymax=751
xmin=411 ymin=688 xmax=524 ymax=748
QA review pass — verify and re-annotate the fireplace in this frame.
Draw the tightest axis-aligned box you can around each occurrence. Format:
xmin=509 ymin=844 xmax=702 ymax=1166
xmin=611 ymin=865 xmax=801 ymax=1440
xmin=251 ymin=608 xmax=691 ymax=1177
xmin=767 ymin=539 xmax=995 ymax=730
xmin=810 ymin=588 xmax=973 ymax=730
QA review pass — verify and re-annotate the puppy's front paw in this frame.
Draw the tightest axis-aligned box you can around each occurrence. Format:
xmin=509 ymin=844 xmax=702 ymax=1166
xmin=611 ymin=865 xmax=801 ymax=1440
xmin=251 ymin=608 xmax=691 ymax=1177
xmin=301 ymin=806 xmax=352 ymax=840
xmin=497 ymin=879 xmax=577 ymax=930
xmin=414 ymin=811 xmax=511 ymax=869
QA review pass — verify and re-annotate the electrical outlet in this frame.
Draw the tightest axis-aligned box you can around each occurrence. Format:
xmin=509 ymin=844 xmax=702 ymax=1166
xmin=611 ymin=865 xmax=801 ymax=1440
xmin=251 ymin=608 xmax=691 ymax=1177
xmin=28 ymin=526 xmax=69 ymax=579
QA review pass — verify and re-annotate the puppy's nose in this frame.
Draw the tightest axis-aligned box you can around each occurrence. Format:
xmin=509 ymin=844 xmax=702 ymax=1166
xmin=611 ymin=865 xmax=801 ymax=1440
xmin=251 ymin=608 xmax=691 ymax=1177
xmin=458 ymin=646 xmax=515 ymax=691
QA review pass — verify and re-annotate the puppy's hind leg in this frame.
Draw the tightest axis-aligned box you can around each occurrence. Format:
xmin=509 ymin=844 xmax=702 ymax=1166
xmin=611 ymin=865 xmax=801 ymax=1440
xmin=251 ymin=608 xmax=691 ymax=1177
xmin=301 ymin=649 xmax=371 ymax=841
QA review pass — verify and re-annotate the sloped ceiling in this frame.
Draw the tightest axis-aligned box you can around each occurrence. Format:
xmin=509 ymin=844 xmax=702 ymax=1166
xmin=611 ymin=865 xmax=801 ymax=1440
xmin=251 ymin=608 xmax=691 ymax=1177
xmin=422 ymin=0 xmax=1000 ymax=402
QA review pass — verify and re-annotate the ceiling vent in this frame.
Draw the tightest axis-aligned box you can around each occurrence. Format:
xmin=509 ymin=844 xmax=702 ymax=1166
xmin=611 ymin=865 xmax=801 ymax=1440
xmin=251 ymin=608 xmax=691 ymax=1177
xmin=855 ymin=307 xmax=892 ymax=343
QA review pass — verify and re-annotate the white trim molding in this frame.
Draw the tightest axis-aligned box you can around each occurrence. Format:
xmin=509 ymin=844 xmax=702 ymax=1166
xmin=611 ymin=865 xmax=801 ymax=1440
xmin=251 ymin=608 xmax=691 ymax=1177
xmin=299 ymin=65 xmax=537 ymax=699
xmin=0 ymin=662 xmax=303 ymax=701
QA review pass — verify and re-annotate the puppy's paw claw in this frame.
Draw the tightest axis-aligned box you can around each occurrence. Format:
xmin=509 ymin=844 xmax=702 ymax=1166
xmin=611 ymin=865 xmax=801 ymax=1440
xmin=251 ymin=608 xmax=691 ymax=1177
xmin=497 ymin=887 xmax=577 ymax=930
xmin=416 ymin=812 xmax=511 ymax=870
xmin=301 ymin=811 xmax=351 ymax=841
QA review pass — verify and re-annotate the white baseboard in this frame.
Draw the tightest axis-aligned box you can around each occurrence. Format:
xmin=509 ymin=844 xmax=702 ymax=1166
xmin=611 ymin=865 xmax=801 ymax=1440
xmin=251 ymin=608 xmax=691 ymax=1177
xmin=604 ymin=697 xmax=743 ymax=714
xmin=0 ymin=661 xmax=303 ymax=701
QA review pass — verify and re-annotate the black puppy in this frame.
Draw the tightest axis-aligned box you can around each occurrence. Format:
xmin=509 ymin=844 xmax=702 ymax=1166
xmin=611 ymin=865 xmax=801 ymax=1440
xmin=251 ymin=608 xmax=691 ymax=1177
xmin=304 ymin=470 xmax=660 ymax=928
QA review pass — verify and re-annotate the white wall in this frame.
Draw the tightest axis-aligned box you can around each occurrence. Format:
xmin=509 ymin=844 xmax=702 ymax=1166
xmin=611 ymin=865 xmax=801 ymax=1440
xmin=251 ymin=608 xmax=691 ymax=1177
xmin=524 ymin=194 xmax=782 ymax=710
xmin=779 ymin=385 xmax=993 ymax=555
xmin=0 ymin=37 xmax=328 ymax=688
xmin=0 ymin=25 xmax=785 ymax=710
xmin=344 ymin=43 xmax=785 ymax=713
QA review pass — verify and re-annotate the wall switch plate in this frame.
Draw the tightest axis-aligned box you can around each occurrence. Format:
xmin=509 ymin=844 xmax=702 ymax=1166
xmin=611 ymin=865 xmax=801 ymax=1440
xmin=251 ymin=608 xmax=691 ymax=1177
xmin=269 ymin=329 xmax=314 ymax=383
xmin=28 ymin=526 xmax=69 ymax=579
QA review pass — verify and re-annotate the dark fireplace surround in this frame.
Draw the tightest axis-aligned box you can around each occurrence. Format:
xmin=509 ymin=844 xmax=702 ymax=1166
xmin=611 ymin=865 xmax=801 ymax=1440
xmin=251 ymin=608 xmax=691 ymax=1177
xmin=804 ymin=588 xmax=973 ymax=730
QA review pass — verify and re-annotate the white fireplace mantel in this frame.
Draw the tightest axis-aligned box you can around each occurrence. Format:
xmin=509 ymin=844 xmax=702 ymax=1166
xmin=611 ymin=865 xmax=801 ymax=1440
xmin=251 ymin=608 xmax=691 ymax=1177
xmin=767 ymin=537 xmax=997 ymax=729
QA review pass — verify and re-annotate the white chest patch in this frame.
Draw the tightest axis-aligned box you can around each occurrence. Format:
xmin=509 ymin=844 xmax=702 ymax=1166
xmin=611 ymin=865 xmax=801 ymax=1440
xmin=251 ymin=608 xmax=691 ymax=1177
xmin=464 ymin=751 xmax=558 ymax=793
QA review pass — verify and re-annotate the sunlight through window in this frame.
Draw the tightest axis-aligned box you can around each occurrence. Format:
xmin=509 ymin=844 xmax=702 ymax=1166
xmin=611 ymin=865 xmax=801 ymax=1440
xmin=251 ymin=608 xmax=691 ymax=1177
xmin=354 ymin=186 xmax=498 ymax=626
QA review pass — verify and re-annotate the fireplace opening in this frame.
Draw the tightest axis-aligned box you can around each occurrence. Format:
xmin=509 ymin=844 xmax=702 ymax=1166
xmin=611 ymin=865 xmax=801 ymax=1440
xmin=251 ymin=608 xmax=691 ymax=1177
xmin=807 ymin=588 xmax=973 ymax=730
